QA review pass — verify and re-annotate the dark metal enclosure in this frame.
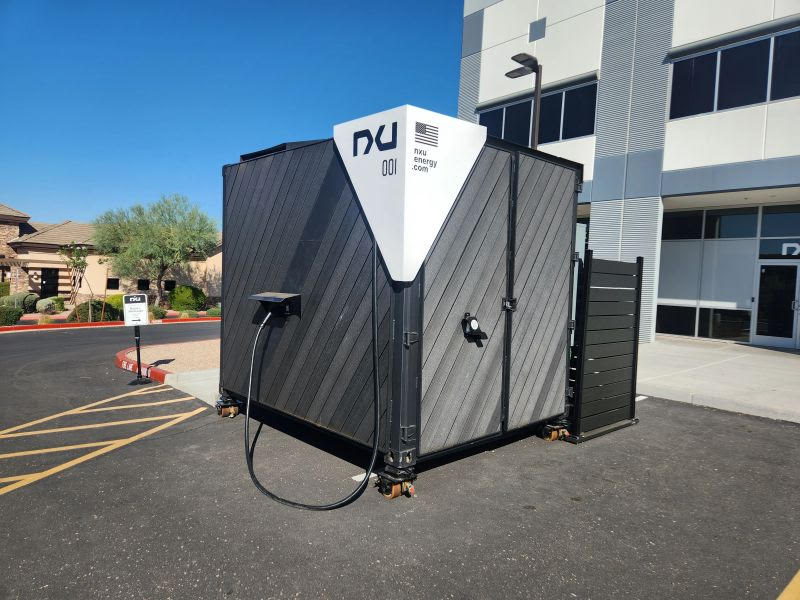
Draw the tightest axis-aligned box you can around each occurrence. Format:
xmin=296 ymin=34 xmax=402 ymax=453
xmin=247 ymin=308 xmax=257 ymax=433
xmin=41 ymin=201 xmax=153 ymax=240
xmin=220 ymin=138 xmax=581 ymax=470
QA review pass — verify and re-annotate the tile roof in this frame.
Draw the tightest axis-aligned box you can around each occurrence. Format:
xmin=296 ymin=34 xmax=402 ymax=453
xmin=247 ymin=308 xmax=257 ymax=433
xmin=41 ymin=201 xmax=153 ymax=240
xmin=10 ymin=221 xmax=95 ymax=247
xmin=0 ymin=203 xmax=30 ymax=220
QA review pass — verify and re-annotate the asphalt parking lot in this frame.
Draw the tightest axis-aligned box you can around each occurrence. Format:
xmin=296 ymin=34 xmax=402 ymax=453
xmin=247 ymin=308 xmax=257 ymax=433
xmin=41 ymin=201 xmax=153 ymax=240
xmin=1 ymin=324 xmax=799 ymax=599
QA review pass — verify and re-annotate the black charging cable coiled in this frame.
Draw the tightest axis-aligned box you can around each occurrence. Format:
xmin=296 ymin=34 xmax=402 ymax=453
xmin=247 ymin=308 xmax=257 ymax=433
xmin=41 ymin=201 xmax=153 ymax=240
xmin=243 ymin=240 xmax=381 ymax=510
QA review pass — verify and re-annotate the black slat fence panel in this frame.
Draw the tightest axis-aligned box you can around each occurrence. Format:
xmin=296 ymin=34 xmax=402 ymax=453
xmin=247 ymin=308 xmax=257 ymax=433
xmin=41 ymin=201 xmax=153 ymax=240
xmin=569 ymin=250 xmax=643 ymax=438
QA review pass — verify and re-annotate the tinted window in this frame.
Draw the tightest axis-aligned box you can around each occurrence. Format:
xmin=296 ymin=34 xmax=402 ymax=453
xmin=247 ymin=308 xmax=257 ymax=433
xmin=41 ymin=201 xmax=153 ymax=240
xmin=562 ymin=83 xmax=597 ymax=139
xmin=538 ymin=92 xmax=562 ymax=144
xmin=717 ymin=39 xmax=770 ymax=110
xmin=698 ymin=308 xmax=751 ymax=341
xmin=656 ymin=305 xmax=696 ymax=336
xmin=137 ymin=279 xmax=150 ymax=291
xmin=759 ymin=238 xmax=800 ymax=259
xmin=106 ymin=278 xmax=119 ymax=290
xmin=164 ymin=280 xmax=177 ymax=292
xmin=670 ymin=53 xmax=717 ymax=118
xmin=662 ymin=211 xmax=703 ymax=240
xmin=479 ymin=108 xmax=503 ymax=138
xmin=503 ymin=100 xmax=531 ymax=147
xmin=771 ymin=30 xmax=800 ymax=101
xmin=761 ymin=204 xmax=800 ymax=237
xmin=704 ymin=208 xmax=758 ymax=238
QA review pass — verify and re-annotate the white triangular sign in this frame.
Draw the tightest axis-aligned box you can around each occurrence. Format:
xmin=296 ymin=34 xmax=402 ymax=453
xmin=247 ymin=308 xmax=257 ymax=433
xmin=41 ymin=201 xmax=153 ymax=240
xmin=334 ymin=105 xmax=486 ymax=282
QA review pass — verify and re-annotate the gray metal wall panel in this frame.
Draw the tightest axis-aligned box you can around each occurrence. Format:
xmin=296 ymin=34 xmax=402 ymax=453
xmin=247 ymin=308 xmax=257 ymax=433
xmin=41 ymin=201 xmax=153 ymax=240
xmin=508 ymin=157 xmax=575 ymax=428
xmin=420 ymin=147 xmax=510 ymax=454
xmin=458 ymin=53 xmax=481 ymax=123
xmin=220 ymin=141 xmax=391 ymax=447
xmin=594 ymin=0 xmax=636 ymax=159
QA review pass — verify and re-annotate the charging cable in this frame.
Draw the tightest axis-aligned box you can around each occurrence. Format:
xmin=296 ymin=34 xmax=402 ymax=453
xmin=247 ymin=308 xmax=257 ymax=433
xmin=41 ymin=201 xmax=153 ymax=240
xmin=243 ymin=240 xmax=381 ymax=510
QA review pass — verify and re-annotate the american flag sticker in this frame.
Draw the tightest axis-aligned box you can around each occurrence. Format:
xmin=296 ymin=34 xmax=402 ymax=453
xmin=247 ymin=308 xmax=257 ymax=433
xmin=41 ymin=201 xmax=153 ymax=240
xmin=415 ymin=122 xmax=439 ymax=147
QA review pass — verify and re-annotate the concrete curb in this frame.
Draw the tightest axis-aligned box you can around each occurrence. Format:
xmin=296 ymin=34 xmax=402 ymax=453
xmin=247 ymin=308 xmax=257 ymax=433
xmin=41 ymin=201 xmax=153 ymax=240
xmin=1 ymin=316 xmax=220 ymax=334
xmin=114 ymin=347 xmax=172 ymax=383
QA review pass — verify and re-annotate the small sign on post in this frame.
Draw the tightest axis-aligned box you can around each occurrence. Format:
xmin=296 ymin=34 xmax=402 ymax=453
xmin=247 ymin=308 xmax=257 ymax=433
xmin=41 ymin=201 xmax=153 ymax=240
xmin=123 ymin=294 xmax=151 ymax=385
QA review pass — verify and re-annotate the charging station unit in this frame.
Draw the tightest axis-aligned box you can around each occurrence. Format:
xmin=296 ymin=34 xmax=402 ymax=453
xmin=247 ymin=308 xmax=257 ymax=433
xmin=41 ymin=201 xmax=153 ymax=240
xmin=218 ymin=106 xmax=582 ymax=504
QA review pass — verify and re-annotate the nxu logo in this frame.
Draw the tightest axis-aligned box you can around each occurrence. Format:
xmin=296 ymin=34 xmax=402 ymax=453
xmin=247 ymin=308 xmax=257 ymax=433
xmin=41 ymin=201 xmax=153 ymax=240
xmin=353 ymin=122 xmax=397 ymax=156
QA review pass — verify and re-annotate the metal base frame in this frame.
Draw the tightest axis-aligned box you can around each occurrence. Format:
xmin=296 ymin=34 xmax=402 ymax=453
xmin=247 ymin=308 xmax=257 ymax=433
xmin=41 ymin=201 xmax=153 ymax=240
xmin=563 ymin=418 xmax=639 ymax=444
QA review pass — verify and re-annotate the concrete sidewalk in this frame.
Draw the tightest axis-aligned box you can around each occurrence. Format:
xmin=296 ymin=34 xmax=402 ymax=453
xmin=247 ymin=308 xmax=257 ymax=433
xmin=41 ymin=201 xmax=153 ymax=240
xmin=637 ymin=335 xmax=800 ymax=423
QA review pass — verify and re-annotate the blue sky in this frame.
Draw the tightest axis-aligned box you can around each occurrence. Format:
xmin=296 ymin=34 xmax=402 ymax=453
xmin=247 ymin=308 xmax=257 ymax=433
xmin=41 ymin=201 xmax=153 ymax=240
xmin=0 ymin=1 xmax=463 ymax=226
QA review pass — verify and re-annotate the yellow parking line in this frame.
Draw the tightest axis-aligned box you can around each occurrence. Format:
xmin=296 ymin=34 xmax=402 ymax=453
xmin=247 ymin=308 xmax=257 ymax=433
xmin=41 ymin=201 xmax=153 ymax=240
xmin=0 ymin=440 xmax=121 ymax=460
xmin=0 ymin=412 xmax=196 ymax=439
xmin=79 ymin=396 xmax=195 ymax=413
xmin=0 ymin=474 xmax=32 ymax=483
xmin=778 ymin=568 xmax=800 ymax=599
xmin=0 ymin=385 xmax=171 ymax=436
xmin=0 ymin=406 xmax=207 ymax=496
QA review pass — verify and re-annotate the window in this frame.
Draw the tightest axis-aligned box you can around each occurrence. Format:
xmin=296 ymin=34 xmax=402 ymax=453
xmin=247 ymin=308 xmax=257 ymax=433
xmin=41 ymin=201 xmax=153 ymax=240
xmin=137 ymin=279 xmax=150 ymax=291
xmin=717 ymin=39 xmax=770 ymax=110
xmin=670 ymin=30 xmax=800 ymax=120
xmin=562 ymin=83 xmax=597 ymax=139
xmin=503 ymin=100 xmax=532 ymax=147
xmin=670 ymin=52 xmax=716 ymax=118
xmin=538 ymin=93 xmax=562 ymax=144
xmin=656 ymin=305 xmax=696 ymax=336
xmin=761 ymin=204 xmax=800 ymax=237
xmin=164 ymin=280 xmax=177 ymax=292
xmin=771 ymin=30 xmax=800 ymax=101
xmin=106 ymin=278 xmax=119 ymax=290
xmin=479 ymin=108 xmax=503 ymax=138
xmin=698 ymin=308 xmax=751 ymax=341
xmin=704 ymin=208 xmax=758 ymax=238
xmin=477 ymin=81 xmax=597 ymax=147
xmin=662 ymin=211 xmax=703 ymax=240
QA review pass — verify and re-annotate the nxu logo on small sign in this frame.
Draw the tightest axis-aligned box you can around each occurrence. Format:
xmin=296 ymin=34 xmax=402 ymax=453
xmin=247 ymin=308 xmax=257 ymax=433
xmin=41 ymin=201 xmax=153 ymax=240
xmin=352 ymin=122 xmax=397 ymax=156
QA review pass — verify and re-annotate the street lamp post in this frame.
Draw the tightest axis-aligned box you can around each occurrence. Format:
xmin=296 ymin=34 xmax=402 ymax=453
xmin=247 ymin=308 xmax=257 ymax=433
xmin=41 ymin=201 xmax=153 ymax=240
xmin=505 ymin=53 xmax=542 ymax=150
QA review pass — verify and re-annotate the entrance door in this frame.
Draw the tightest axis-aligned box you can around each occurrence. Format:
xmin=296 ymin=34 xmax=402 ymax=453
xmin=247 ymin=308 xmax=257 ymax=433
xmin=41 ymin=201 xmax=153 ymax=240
xmin=40 ymin=268 xmax=60 ymax=298
xmin=752 ymin=262 xmax=800 ymax=348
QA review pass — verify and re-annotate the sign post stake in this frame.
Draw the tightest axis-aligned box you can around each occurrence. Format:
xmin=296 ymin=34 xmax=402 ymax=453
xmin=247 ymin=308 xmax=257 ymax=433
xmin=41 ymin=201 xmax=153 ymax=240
xmin=124 ymin=293 xmax=152 ymax=386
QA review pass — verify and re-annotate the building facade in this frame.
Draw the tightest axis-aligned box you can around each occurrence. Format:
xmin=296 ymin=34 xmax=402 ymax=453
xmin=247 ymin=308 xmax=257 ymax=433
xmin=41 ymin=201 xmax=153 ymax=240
xmin=0 ymin=204 xmax=221 ymax=303
xmin=458 ymin=0 xmax=800 ymax=348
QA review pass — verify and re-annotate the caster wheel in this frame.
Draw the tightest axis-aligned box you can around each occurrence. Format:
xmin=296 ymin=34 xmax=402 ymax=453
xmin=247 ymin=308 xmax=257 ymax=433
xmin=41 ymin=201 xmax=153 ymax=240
xmin=382 ymin=483 xmax=402 ymax=499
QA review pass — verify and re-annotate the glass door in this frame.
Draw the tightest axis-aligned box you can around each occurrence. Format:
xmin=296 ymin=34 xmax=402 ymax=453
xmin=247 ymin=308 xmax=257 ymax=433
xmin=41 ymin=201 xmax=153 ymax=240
xmin=751 ymin=262 xmax=800 ymax=348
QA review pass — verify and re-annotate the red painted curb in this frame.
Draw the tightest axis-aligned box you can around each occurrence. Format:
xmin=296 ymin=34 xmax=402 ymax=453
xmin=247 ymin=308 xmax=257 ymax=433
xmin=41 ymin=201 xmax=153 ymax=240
xmin=0 ymin=316 xmax=220 ymax=332
xmin=160 ymin=317 xmax=221 ymax=323
xmin=114 ymin=347 xmax=171 ymax=383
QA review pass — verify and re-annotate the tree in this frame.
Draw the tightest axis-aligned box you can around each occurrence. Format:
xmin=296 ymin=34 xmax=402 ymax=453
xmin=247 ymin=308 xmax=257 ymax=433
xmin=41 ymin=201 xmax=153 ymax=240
xmin=58 ymin=242 xmax=90 ymax=306
xmin=93 ymin=195 xmax=218 ymax=306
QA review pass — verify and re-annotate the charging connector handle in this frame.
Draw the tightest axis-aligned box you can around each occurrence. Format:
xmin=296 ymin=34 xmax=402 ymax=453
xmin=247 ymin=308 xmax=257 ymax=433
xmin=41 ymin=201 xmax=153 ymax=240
xmin=243 ymin=240 xmax=382 ymax=510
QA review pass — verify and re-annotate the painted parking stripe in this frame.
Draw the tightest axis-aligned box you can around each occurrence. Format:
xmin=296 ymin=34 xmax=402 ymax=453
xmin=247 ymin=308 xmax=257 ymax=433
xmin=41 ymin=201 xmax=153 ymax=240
xmin=0 ymin=440 xmax=122 ymax=460
xmin=79 ymin=396 xmax=195 ymax=413
xmin=0 ymin=412 xmax=199 ymax=439
xmin=636 ymin=395 xmax=648 ymax=402
xmin=351 ymin=472 xmax=378 ymax=482
xmin=0 ymin=384 xmax=170 ymax=436
xmin=0 ymin=406 xmax=206 ymax=496
xmin=778 ymin=567 xmax=800 ymax=599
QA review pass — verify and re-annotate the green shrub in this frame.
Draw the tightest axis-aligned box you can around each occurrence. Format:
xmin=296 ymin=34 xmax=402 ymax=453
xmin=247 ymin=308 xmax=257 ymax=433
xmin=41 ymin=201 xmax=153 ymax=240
xmin=168 ymin=285 xmax=206 ymax=311
xmin=36 ymin=298 xmax=58 ymax=314
xmin=47 ymin=296 xmax=65 ymax=311
xmin=179 ymin=310 xmax=199 ymax=319
xmin=151 ymin=305 xmax=167 ymax=319
xmin=0 ymin=281 xmax=9 ymax=297
xmin=1 ymin=292 xmax=39 ymax=313
xmin=106 ymin=293 xmax=124 ymax=312
xmin=67 ymin=300 xmax=121 ymax=323
xmin=206 ymin=306 xmax=221 ymax=317
xmin=0 ymin=305 xmax=23 ymax=326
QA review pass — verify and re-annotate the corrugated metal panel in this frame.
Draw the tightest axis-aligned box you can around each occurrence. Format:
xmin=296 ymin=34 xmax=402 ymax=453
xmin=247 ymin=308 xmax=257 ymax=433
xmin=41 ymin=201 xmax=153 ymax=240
xmin=595 ymin=0 xmax=636 ymax=158
xmin=220 ymin=141 xmax=391 ymax=447
xmin=628 ymin=0 xmax=673 ymax=154
xmin=458 ymin=53 xmax=481 ymax=123
xmin=508 ymin=156 xmax=576 ymax=429
xmin=587 ymin=199 xmax=623 ymax=260
xmin=620 ymin=196 xmax=662 ymax=342
xmin=420 ymin=147 xmax=510 ymax=454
